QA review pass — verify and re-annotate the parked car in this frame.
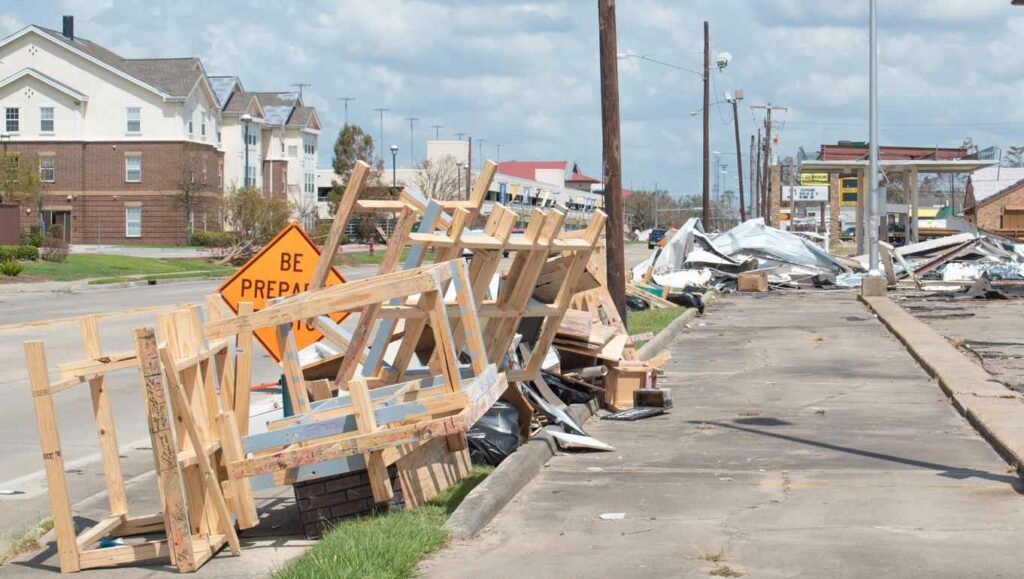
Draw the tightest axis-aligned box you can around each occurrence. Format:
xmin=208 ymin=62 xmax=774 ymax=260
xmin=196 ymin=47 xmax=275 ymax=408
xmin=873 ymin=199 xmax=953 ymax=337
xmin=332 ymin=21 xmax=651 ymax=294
xmin=648 ymin=228 xmax=668 ymax=249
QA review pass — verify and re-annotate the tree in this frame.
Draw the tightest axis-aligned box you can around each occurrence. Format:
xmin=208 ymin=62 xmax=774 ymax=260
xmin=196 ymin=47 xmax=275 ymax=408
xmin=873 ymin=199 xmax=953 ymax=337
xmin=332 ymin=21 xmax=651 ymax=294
xmin=176 ymin=150 xmax=208 ymax=240
xmin=0 ymin=152 xmax=43 ymax=229
xmin=414 ymin=155 xmax=463 ymax=200
xmin=332 ymin=124 xmax=376 ymax=186
xmin=1004 ymin=146 xmax=1024 ymax=168
xmin=218 ymin=185 xmax=290 ymax=263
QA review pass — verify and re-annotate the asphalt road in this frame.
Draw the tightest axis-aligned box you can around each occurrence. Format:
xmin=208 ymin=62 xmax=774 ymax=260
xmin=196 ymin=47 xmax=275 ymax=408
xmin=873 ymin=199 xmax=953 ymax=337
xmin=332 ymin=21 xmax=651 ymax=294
xmin=0 ymin=244 xmax=654 ymax=540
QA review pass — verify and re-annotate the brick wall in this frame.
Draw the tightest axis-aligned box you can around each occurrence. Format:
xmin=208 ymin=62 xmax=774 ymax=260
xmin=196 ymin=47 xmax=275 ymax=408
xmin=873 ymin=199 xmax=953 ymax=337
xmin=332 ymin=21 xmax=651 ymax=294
xmin=829 ymin=174 xmax=841 ymax=246
xmin=768 ymin=165 xmax=782 ymax=227
xmin=5 ymin=141 xmax=224 ymax=245
xmin=263 ymin=159 xmax=288 ymax=199
xmin=293 ymin=466 xmax=404 ymax=539
xmin=974 ymin=184 xmax=1024 ymax=230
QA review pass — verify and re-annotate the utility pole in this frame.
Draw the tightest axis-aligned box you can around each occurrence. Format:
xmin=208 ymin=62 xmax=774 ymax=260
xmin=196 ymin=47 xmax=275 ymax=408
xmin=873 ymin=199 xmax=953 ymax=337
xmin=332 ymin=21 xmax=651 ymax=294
xmin=702 ymin=20 xmax=711 ymax=229
xmin=373 ymin=108 xmax=389 ymax=164
xmin=455 ymin=132 xmax=466 ymax=141
xmin=337 ymin=97 xmax=355 ymax=125
xmin=495 ymin=143 xmax=502 ymax=162
xmin=866 ymin=0 xmax=881 ymax=274
xmin=730 ymin=90 xmax=746 ymax=221
xmin=477 ymin=139 xmax=486 ymax=171
xmin=466 ymin=136 xmax=473 ymax=197
xmin=431 ymin=124 xmax=443 ymax=139
xmin=405 ymin=116 xmax=419 ymax=166
xmin=751 ymin=103 xmax=788 ymax=225
xmin=750 ymin=133 xmax=758 ymax=219
xmin=292 ymin=83 xmax=311 ymax=99
xmin=599 ymin=0 xmax=626 ymax=320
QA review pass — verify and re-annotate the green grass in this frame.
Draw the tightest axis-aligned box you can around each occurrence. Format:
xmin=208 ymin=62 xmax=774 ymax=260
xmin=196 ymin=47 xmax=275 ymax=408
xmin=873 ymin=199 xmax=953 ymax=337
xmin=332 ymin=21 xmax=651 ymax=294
xmin=628 ymin=306 xmax=685 ymax=348
xmin=21 ymin=254 xmax=235 ymax=282
xmin=1 ymin=518 xmax=53 ymax=564
xmin=276 ymin=466 xmax=492 ymax=579
xmin=334 ymin=248 xmax=431 ymax=268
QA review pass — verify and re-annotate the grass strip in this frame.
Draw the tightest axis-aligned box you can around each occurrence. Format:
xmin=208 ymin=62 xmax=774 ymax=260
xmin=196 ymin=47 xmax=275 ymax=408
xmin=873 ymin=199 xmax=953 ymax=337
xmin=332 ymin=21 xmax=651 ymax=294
xmin=628 ymin=305 xmax=685 ymax=349
xmin=22 ymin=254 xmax=234 ymax=282
xmin=276 ymin=466 xmax=492 ymax=579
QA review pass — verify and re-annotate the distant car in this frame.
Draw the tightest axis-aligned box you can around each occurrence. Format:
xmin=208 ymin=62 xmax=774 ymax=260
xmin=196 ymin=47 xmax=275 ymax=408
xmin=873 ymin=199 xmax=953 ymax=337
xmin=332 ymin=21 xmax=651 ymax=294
xmin=841 ymin=226 xmax=856 ymax=241
xmin=648 ymin=228 xmax=668 ymax=249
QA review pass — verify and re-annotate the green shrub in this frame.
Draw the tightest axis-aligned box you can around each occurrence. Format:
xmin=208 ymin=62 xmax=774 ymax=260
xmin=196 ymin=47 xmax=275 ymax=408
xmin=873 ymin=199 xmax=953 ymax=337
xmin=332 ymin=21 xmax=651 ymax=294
xmin=1 ymin=259 xmax=23 ymax=277
xmin=0 ymin=245 xmax=38 ymax=262
xmin=189 ymin=230 xmax=237 ymax=247
xmin=20 ymin=232 xmax=44 ymax=248
xmin=312 ymin=221 xmax=348 ymax=245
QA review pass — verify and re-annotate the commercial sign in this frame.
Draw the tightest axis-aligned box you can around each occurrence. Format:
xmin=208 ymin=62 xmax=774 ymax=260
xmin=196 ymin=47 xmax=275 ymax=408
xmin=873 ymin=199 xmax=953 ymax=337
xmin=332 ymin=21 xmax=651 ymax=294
xmin=498 ymin=182 xmax=508 ymax=204
xmin=782 ymin=185 xmax=829 ymax=203
xmin=218 ymin=222 xmax=347 ymax=362
xmin=800 ymin=172 xmax=830 ymax=186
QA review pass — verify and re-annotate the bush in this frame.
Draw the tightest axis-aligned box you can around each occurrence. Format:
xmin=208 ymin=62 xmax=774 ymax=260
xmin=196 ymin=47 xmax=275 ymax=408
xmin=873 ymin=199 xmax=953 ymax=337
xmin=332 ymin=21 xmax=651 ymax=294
xmin=40 ymin=236 xmax=68 ymax=263
xmin=0 ymin=259 xmax=23 ymax=277
xmin=0 ymin=245 xmax=38 ymax=262
xmin=20 ymin=231 xmax=44 ymax=248
xmin=190 ymin=230 xmax=238 ymax=247
xmin=312 ymin=221 xmax=348 ymax=246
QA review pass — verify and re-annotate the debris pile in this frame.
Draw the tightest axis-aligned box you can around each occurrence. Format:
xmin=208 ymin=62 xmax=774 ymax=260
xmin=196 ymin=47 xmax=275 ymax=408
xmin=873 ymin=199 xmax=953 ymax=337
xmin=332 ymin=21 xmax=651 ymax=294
xmin=19 ymin=159 xmax=688 ymax=572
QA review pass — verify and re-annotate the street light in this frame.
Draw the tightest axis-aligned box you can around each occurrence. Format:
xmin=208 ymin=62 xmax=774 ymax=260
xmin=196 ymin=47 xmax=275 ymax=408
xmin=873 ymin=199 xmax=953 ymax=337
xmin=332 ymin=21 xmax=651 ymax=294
xmin=390 ymin=144 xmax=399 ymax=187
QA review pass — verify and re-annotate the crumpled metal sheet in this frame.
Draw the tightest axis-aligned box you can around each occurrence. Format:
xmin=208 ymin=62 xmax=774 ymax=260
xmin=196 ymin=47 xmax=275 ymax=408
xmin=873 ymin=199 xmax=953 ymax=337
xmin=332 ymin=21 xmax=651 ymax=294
xmin=713 ymin=218 xmax=850 ymax=273
xmin=942 ymin=261 xmax=1024 ymax=281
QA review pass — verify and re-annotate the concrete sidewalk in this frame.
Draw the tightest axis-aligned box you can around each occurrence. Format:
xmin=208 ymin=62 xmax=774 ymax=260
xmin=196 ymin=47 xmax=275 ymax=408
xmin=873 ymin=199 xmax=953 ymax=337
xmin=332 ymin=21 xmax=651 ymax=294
xmin=422 ymin=291 xmax=1024 ymax=578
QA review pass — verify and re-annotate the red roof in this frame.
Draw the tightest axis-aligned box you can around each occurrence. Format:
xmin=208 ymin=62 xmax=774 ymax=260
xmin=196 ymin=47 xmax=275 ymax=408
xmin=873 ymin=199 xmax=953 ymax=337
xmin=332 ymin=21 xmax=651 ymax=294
xmin=820 ymin=142 xmax=967 ymax=161
xmin=567 ymin=162 xmax=600 ymax=184
xmin=497 ymin=161 xmax=566 ymax=181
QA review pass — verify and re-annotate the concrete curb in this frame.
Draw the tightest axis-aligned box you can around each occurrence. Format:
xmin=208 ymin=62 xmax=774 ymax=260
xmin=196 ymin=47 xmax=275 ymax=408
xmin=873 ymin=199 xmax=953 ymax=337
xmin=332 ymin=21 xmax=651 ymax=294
xmin=445 ymin=399 xmax=599 ymax=540
xmin=860 ymin=295 xmax=1024 ymax=479
xmin=636 ymin=289 xmax=719 ymax=360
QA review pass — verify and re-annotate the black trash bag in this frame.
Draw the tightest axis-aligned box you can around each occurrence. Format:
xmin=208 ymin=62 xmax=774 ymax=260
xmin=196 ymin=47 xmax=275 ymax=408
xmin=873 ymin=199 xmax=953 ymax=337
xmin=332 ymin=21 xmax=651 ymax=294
xmin=625 ymin=295 xmax=650 ymax=311
xmin=466 ymin=401 xmax=522 ymax=467
xmin=667 ymin=291 xmax=704 ymax=314
xmin=540 ymin=371 xmax=595 ymax=405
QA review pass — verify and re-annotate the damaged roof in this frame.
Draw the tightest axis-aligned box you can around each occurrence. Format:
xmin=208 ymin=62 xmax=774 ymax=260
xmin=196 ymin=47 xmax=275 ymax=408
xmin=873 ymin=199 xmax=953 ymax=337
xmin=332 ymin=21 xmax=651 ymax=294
xmin=967 ymin=166 xmax=1024 ymax=208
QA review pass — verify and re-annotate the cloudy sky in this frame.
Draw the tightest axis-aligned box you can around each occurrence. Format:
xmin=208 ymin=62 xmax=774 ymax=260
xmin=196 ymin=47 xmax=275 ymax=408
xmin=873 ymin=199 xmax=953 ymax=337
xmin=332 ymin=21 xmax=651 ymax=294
xmin=3 ymin=0 xmax=1024 ymax=198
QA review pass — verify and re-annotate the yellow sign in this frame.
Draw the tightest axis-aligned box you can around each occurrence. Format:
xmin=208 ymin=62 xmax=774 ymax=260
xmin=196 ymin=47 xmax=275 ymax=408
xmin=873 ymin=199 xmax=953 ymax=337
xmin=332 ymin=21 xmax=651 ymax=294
xmin=840 ymin=176 xmax=859 ymax=208
xmin=800 ymin=173 xmax=829 ymax=186
xmin=218 ymin=222 xmax=347 ymax=362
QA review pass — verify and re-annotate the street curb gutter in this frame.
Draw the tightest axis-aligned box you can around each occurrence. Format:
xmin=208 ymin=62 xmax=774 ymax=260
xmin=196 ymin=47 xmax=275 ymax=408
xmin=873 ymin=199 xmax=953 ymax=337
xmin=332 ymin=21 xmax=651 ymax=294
xmin=860 ymin=295 xmax=1024 ymax=479
xmin=445 ymin=399 xmax=599 ymax=540
xmin=636 ymin=289 xmax=719 ymax=360
xmin=447 ymin=291 xmax=723 ymax=540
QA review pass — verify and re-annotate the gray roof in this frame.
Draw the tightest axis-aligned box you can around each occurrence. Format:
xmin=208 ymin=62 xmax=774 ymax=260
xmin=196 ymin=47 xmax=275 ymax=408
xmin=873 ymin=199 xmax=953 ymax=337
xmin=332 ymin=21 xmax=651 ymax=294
xmin=263 ymin=105 xmax=293 ymax=126
xmin=253 ymin=92 xmax=299 ymax=107
xmin=35 ymin=26 xmax=202 ymax=98
xmin=969 ymin=166 xmax=1024 ymax=206
xmin=223 ymin=90 xmax=258 ymax=114
xmin=208 ymin=76 xmax=240 ymax=106
xmin=287 ymin=106 xmax=315 ymax=127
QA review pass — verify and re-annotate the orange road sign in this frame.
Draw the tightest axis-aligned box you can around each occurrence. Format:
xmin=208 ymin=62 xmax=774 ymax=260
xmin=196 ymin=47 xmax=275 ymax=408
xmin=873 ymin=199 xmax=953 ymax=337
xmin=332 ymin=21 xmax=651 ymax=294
xmin=218 ymin=222 xmax=347 ymax=362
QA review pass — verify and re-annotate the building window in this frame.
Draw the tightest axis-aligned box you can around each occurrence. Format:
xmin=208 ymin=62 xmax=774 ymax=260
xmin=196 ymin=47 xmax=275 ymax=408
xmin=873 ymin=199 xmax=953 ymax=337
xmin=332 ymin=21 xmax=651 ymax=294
xmin=304 ymin=172 xmax=314 ymax=194
xmin=39 ymin=155 xmax=54 ymax=183
xmin=280 ymin=139 xmax=285 ymax=155
xmin=125 ymin=155 xmax=142 ymax=182
xmin=246 ymin=165 xmax=256 ymax=187
xmin=318 ymin=188 xmax=329 ymax=203
xmin=5 ymin=107 xmax=19 ymax=133
xmin=200 ymin=112 xmax=206 ymax=139
xmin=39 ymin=107 xmax=54 ymax=133
xmin=125 ymin=206 xmax=142 ymax=238
xmin=126 ymin=107 xmax=141 ymax=134
xmin=188 ymin=119 xmax=194 ymax=136
xmin=288 ymin=145 xmax=298 ymax=157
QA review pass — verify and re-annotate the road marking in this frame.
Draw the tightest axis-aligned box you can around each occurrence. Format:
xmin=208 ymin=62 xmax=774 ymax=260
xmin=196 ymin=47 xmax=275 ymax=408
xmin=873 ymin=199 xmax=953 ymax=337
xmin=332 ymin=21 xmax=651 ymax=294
xmin=0 ymin=437 xmax=153 ymax=500
xmin=0 ymin=303 xmax=192 ymax=335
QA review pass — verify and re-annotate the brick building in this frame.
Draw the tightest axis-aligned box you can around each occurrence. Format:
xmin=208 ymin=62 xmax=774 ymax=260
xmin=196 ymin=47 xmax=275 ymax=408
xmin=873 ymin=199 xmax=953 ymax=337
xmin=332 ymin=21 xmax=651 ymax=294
xmin=964 ymin=166 xmax=1024 ymax=233
xmin=0 ymin=16 xmax=321 ymax=245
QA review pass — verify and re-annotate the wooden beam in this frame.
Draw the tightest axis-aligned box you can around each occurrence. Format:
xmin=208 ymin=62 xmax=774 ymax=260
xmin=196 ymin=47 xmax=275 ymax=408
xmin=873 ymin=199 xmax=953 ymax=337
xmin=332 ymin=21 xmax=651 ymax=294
xmin=310 ymin=160 xmax=370 ymax=290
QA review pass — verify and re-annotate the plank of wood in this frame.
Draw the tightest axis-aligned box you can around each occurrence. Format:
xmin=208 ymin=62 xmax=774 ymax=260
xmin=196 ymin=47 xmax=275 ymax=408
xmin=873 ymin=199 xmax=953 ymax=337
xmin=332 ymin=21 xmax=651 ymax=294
xmin=234 ymin=301 xmax=254 ymax=436
xmin=132 ymin=327 xmax=196 ymax=572
xmin=217 ymin=411 xmax=258 ymax=530
xmin=310 ymin=160 xmax=370 ymax=291
xmin=158 ymin=346 xmax=241 ymax=556
xmin=347 ymin=377 xmax=394 ymax=503
xmin=397 ymin=438 xmax=471 ymax=508
xmin=75 ymin=514 xmax=125 ymax=550
xmin=24 ymin=341 xmax=80 ymax=573
xmin=80 ymin=315 xmax=129 ymax=517
xmin=276 ymin=321 xmax=311 ymax=415
xmin=205 ymin=261 xmax=453 ymax=340
xmin=78 ymin=540 xmax=169 ymax=569
xmin=307 ymin=379 xmax=333 ymax=402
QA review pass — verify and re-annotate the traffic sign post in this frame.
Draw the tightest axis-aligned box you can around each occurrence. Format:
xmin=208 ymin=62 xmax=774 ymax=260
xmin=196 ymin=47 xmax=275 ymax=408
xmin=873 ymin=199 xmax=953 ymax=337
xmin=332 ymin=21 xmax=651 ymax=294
xmin=218 ymin=222 xmax=347 ymax=362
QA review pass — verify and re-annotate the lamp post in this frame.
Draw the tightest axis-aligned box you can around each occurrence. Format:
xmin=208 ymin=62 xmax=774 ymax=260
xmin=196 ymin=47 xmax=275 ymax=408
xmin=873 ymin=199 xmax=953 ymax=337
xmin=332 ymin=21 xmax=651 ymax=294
xmin=240 ymin=113 xmax=252 ymax=187
xmin=867 ymin=0 xmax=880 ymax=276
xmin=390 ymin=144 xmax=399 ymax=188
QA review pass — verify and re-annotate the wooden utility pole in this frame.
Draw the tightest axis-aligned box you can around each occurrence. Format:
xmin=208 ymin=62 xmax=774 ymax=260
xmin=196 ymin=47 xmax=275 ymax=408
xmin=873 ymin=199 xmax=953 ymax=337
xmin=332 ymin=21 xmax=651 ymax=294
xmin=599 ymin=0 xmax=626 ymax=320
xmin=702 ymin=21 xmax=711 ymax=229
xmin=752 ymin=103 xmax=788 ymax=224
xmin=754 ymin=130 xmax=762 ymax=219
xmin=731 ymin=90 xmax=746 ymax=221
xmin=749 ymin=134 xmax=757 ymax=220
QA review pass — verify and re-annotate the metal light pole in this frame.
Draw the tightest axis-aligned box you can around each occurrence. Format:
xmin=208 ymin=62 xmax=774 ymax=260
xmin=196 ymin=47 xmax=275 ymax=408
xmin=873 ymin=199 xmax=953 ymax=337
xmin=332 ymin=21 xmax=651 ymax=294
xmin=337 ymin=97 xmax=355 ymax=125
xmin=702 ymin=21 xmax=711 ymax=228
xmin=477 ymin=139 xmax=486 ymax=170
xmin=432 ymin=124 xmax=443 ymax=139
xmin=374 ymin=108 xmax=389 ymax=164
xmin=390 ymin=144 xmax=398 ymax=187
xmin=405 ymin=117 xmax=419 ymax=165
xmin=240 ymin=113 xmax=251 ymax=187
xmin=867 ymin=0 xmax=880 ymax=275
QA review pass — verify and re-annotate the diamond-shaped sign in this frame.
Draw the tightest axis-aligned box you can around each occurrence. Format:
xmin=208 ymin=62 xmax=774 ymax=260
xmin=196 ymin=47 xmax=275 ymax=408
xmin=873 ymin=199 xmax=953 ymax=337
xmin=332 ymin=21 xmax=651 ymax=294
xmin=218 ymin=222 xmax=347 ymax=362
